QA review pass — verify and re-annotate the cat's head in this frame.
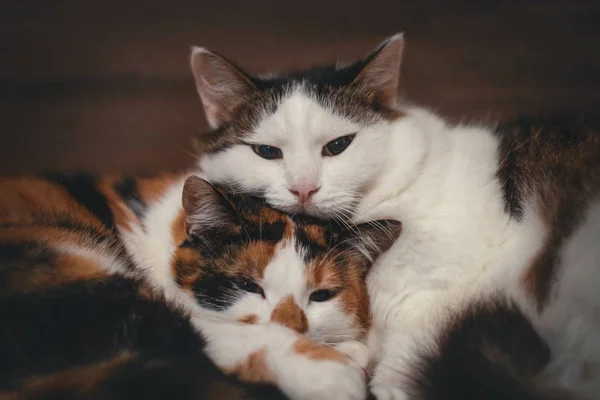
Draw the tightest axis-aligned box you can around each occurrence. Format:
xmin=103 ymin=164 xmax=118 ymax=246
xmin=172 ymin=175 xmax=401 ymax=342
xmin=192 ymin=34 xmax=411 ymax=218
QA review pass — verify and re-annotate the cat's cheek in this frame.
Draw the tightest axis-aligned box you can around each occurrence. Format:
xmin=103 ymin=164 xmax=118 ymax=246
xmin=306 ymin=300 xmax=358 ymax=342
xmin=227 ymin=293 xmax=269 ymax=322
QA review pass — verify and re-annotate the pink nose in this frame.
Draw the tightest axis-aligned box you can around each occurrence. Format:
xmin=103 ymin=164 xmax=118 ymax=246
xmin=289 ymin=184 xmax=320 ymax=204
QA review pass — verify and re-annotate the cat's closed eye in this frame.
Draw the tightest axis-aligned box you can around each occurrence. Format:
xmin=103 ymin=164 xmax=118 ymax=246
xmin=235 ymin=277 xmax=265 ymax=297
xmin=251 ymin=144 xmax=283 ymax=160
xmin=309 ymin=289 xmax=337 ymax=302
xmin=322 ymin=134 xmax=356 ymax=156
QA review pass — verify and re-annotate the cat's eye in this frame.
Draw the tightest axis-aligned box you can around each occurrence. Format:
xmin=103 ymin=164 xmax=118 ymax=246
xmin=322 ymin=134 xmax=355 ymax=156
xmin=235 ymin=277 xmax=265 ymax=297
xmin=309 ymin=289 xmax=337 ymax=302
xmin=252 ymin=144 xmax=283 ymax=160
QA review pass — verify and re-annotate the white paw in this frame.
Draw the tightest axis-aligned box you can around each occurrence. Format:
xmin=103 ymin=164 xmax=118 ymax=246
xmin=370 ymin=385 xmax=409 ymax=400
xmin=334 ymin=340 xmax=372 ymax=372
xmin=280 ymin=359 xmax=367 ymax=400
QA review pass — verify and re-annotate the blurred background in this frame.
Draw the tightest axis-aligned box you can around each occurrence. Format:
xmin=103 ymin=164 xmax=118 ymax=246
xmin=1 ymin=0 xmax=599 ymax=175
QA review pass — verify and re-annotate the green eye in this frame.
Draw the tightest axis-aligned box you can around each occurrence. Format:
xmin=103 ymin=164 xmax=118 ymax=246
xmin=252 ymin=144 xmax=283 ymax=160
xmin=323 ymin=134 xmax=355 ymax=156
xmin=309 ymin=289 xmax=337 ymax=302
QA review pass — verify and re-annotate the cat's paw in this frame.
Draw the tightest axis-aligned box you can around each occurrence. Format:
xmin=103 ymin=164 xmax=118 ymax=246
xmin=283 ymin=360 xmax=366 ymax=400
xmin=278 ymin=337 xmax=367 ymax=400
xmin=334 ymin=340 xmax=372 ymax=372
xmin=369 ymin=385 xmax=409 ymax=400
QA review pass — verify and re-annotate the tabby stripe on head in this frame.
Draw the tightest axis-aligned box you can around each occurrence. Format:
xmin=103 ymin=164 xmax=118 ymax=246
xmin=113 ymin=177 xmax=148 ymax=223
xmin=295 ymin=228 xmax=327 ymax=262
xmin=43 ymin=174 xmax=116 ymax=232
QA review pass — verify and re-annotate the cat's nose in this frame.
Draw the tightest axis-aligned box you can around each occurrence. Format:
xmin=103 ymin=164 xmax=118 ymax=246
xmin=288 ymin=184 xmax=320 ymax=204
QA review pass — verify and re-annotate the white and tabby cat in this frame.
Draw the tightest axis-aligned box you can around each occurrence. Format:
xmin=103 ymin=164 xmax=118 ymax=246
xmin=192 ymin=34 xmax=600 ymax=399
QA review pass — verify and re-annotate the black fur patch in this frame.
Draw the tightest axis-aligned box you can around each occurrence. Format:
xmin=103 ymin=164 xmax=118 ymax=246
xmin=113 ymin=177 xmax=147 ymax=222
xmin=493 ymin=114 xmax=600 ymax=222
xmin=405 ymin=299 xmax=562 ymax=400
xmin=44 ymin=174 xmax=116 ymax=232
xmin=294 ymin=227 xmax=328 ymax=262
xmin=0 ymin=242 xmax=56 ymax=296
xmin=493 ymin=114 xmax=600 ymax=309
xmin=0 ymin=276 xmax=287 ymax=399
xmin=191 ymin=272 xmax=240 ymax=311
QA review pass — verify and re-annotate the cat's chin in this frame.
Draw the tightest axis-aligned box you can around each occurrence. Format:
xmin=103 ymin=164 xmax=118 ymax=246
xmin=267 ymin=193 xmax=358 ymax=219
xmin=275 ymin=202 xmax=343 ymax=219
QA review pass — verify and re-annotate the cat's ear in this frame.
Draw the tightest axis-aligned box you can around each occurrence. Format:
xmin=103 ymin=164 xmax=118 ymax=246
xmin=351 ymin=33 xmax=405 ymax=109
xmin=190 ymin=47 xmax=257 ymax=129
xmin=336 ymin=219 xmax=402 ymax=264
xmin=182 ymin=175 xmax=239 ymax=238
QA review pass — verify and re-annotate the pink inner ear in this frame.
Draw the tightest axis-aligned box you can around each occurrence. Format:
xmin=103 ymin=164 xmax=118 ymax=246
xmin=190 ymin=48 xmax=257 ymax=128
xmin=352 ymin=34 xmax=404 ymax=109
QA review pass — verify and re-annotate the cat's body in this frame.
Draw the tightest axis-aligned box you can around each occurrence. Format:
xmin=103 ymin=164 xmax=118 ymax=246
xmin=193 ymin=35 xmax=600 ymax=398
xmin=360 ymin=111 xmax=600 ymax=399
xmin=0 ymin=173 xmax=400 ymax=399
xmin=1 ymin=275 xmax=284 ymax=400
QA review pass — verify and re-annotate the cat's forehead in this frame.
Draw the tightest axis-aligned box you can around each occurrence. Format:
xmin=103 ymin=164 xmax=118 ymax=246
xmin=250 ymin=90 xmax=362 ymax=146
xmin=222 ymin=189 xmax=338 ymax=250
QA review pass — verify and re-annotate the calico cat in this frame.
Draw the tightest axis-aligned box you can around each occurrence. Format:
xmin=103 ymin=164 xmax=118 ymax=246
xmin=191 ymin=35 xmax=600 ymax=398
xmin=0 ymin=173 xmax=401 ymax=399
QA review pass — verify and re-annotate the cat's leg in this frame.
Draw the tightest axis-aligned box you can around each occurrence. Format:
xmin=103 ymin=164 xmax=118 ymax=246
xmin=368 ymin=332 xmax=418 ymax=400
xmin=197 ymin=319 xmax=367 ymax=400
xmin=367 ymin=290 xmax=445 ymax=400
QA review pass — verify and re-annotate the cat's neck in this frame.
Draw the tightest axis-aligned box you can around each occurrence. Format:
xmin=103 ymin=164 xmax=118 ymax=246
xmin=357 ymin=107 xmax=510 ymax=245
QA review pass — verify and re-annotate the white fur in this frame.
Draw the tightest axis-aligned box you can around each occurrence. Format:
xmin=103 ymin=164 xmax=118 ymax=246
xmin=57 ymin=243 xmax=135 ymax=278
xmin=198 ymin=319 xmax=366 ymax=400
xmin=534 ymin=201 xmax=600 ymax=396
xmin=199 ymin=89 xmax=600 ymax=398
xmin=119 ymin=175 xmax=189 ymax=295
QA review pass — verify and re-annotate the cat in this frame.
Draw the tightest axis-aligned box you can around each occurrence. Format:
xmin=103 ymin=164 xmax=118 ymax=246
xmin=0 ymin=173 xmax=401 ymax=399
xmin=191 ymin=34 xmax=600 ymax=399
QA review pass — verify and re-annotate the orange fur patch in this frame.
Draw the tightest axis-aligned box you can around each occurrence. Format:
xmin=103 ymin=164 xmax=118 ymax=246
xmin=22 ymin=351 xmax=134 ymax=396
xmin=229 ymin=348 xmax=275 ymax=384
xmin=299 ymin=224 xmax=328 ymax=247
xmin=96 ymin=178 xmax=138 ymax=232
xmin=171 ymin=210 xmax=186 ymax=248
xmin=308 ymin=256 xmax=371 ymax=334
xmin=0 ymin=178 xmax=109 ymax=233
xmin=270 ymin=295 xmax=308 ymax=333
xmin=307 ymin=257 xmax=344 ymax=289
xmin=137 ymin=173 xmax=185 ymax=203
xmin=293 ymin=336 xmax=347 ymax=362
xmin=238 ymin=314 xmax=258 ymax=324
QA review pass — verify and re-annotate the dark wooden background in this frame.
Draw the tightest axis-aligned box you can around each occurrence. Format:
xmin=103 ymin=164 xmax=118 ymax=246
xmin=1 ymin=0 xmax=599 ymax=175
